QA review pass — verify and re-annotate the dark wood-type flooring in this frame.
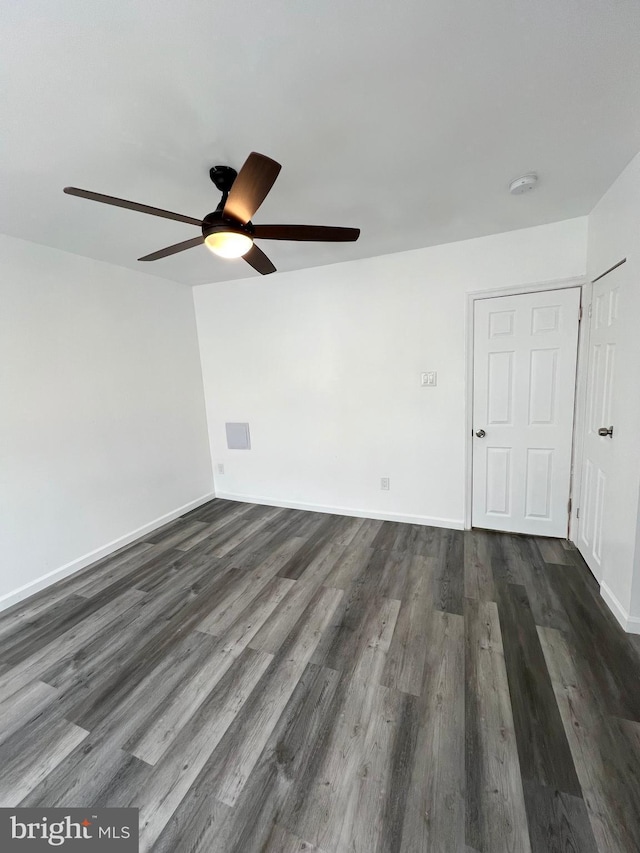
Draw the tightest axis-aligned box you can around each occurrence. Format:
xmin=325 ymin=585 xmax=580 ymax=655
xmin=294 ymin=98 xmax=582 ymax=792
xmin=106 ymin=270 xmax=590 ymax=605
xmin=1 ymin=499 xmax=640 ymax=852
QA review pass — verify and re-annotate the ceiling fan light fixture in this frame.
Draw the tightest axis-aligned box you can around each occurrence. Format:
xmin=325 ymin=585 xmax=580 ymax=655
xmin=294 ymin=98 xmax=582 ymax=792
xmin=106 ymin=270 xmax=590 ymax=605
xmin=64 ymin=151 xmax=360 ymax=275
xmin=204 ymin=230 xmax=253 ymax=258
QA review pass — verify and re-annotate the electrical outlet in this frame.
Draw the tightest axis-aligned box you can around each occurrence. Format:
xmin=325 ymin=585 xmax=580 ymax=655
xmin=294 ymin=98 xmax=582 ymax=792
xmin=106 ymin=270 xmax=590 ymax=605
xmin=380 ymin=477 xmax=390 ymax=490
xmin=216 ymin=463 xmax=225 ymax=475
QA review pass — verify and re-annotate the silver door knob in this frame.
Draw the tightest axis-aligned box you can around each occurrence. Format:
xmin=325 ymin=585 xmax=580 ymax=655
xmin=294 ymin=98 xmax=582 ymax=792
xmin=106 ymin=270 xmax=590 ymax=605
xmin=598 ymin=426 xmax=614 ymax=437
xmin=475 ymin=429 xmax=486 ymax=438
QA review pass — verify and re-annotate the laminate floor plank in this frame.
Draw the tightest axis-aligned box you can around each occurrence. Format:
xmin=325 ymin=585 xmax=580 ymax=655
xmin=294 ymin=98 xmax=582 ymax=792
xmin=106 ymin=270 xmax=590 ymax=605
xmin=72 ymin=533 xmax=225 ymax=604
xmin=219 ymin=515 xmax=303 ymax=564
xmin=464 ymin=530 xmax=496 ymax=602
xmin=39 ymin=563 xmax=233 ymax=695
xmin=381 ymin=555 xmax=434 ymax=695
xmin=322 ymin=518 xmax=382 ymax=589
xmin=375 ymin=549 xmax=414 ymax=600
xmin=209 ymin=505 xmax=285 ymax=557
xmin=300 ymin=520 xmax=368 ymax=587
xmin=72 ymin=544 xmax=166 ymax=598
xmin=176 ymin=504 xmax=272 ymax=559
xmin=516 ymin=540 xmax=572 ymax=633
xmin=311 ymin=577 xmax=400 ymax=682
xmin=276 ymin=514 xmax=358 ymax=581
xmin=390 ymin=522 xmax=440 ymax=557
xmin=434 ymin=528 xmax=464 ymax=615
xmin=175 ymin=501 xmax=258 ymax=551
xmin=0 ymin=541 xmax=153 ymax=628
xmin=399 ymin=609 xmax=464 ymax=853
xmin=130 ymin=546 xmax=231 ymax=596
xmin=127 ymin=578 xmax=294 ymax=766
xmin=63 ymin=564 xmax=246 ymax=730
xmin=494 ymin=582 xmax=581 ymax=795
xmin=248 ymin=545 xmax=353 ymax=656
xmin=0 ymin=678 xmax=58 ymax=746
xmin=489 ymin=534 xmax=529 ymax=586
xmin=220 ymin=510 xmax=308 ymax=565
xmin=336 ymin=683 xmax=418 ymax=853
xmin=134 ymin=646 xmax=274 ymax=851
xmin=196 ymin=538 xmax=304 ymax=636
xmin=371 ymin=520 xmax=405 ymax=552
xmin=144 ymin=519 xmax=208 ymax=550
xmin=282 ymin=671 xmax=379 ymax=852
xmin=544 ymin=562 xmax=640 ymax=721
xmin=2 ymin=499 xmax=640 ymax=850
xmin=19 ymin=638 xmax=227 ymax=807
xmin=178 ymin=497 xmax=243 ymax=522
xmin=152 ymin=662 xmax=341 ymax=853
xmin=0 ymin=592 xmax=132 ymax=667
xmin=628 ymin=632 xmax=640 ymax=659
xmin=63 ymin=629 xmax=224 ymax=754
xmin=0 ymin=712 xmax=89 ymax=806
xmin=465 ymin=598 xmax=531 ymax=853
xmin=207 ymin=576 xmax=296 ymax=653
xmin=539 ymin=626 xmax=640 ymax=852
xmin=535 ymin=537 xmax=575 ymax=566
xmin=21 ymin=734 xmax=152 ymax=810
xmin=262 ymin=825 xmax=322 ymax=852
xmin=0 ymin=587 xmax=148 ymax=702
xmin=521 ymin=780 xmax=598 ymax=853
xmin=204 ymin=586 xmax=344 ymax=808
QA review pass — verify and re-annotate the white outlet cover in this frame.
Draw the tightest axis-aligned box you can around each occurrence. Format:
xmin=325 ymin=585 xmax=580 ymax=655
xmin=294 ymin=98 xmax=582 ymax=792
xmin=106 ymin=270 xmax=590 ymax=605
xmin=421 ymin=371 xmax=437 ymax=386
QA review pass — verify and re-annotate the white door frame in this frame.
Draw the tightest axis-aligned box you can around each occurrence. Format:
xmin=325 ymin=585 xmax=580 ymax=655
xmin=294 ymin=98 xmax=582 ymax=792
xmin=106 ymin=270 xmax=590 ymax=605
xmin=464 ymin=275 xmax=588 ymax=532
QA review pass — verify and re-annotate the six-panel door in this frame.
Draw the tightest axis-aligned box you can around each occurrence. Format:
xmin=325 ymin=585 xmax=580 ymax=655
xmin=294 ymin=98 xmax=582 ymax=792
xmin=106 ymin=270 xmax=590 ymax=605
xmin=577 ymin=271 xmax=620 ymax=581
xmin=472 ymin=288 xmax=581 ymax=536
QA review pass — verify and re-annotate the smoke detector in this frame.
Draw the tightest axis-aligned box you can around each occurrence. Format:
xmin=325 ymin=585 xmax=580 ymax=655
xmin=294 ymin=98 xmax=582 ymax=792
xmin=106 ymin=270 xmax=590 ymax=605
xmin=509 ymin=173 xmax=538 ymax=195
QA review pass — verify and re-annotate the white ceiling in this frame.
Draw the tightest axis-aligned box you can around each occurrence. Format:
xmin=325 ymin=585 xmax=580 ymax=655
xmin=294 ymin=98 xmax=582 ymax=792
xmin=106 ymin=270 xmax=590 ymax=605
xmin=2 ymin=0 xmax=640 ymax=286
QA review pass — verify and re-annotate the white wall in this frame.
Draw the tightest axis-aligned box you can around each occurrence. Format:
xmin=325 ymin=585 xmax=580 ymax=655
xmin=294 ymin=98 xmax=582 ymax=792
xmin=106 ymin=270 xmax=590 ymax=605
xmin=0 ymin=235 xmax=213 ymax=609
xmin=585 ymin=152 xmax=640 ymax=630
xmin=194 ymin=217 xmax=587 ymax=528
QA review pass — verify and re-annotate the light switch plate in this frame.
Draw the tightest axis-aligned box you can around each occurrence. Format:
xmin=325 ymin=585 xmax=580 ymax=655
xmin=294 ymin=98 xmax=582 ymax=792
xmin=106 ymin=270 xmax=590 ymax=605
xmin=421 ymin=371 xmax=437 ymax=386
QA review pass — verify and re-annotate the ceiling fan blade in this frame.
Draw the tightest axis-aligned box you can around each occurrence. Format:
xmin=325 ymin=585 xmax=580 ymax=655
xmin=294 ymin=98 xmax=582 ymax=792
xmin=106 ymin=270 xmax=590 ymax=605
xmin=63 ymin=187 xmax=202 ymax=227
xmin=252 ymin=224 xmax=360 ymax=242
xmin=223 ymin=152 xmax=282 ymax=224
xmin=138 ymin=236 xmax=204 ymax=261
xmin=243 ymin=244 xmax=276 ymax=275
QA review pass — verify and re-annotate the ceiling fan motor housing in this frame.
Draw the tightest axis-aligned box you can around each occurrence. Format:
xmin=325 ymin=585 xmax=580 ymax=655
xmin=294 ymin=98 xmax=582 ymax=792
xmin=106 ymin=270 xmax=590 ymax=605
xmin=201 ymin=210 xmax=253 ymax=240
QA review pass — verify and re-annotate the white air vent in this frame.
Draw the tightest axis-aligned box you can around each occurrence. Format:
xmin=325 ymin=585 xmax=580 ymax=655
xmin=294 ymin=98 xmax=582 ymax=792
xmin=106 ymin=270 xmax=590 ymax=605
xmin=225 ymin=422 xmax=251 ymax=450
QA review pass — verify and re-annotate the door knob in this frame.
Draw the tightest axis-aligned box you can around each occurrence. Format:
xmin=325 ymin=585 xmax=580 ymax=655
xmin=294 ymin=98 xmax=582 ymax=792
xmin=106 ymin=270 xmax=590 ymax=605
xmin=475 ymin=429 xmax=486 ymax=438
xmin=598 ymin=426 xmax=614 ymax=437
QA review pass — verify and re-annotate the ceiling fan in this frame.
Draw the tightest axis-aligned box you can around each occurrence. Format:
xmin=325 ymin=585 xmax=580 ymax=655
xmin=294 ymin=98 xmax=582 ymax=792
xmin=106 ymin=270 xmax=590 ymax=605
xmin=64 ymin=152 xmax=360 ymax=275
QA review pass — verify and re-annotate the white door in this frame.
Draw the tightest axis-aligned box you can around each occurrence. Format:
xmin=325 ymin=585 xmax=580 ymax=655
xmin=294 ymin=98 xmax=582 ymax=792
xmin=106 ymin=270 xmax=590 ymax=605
xmin=472 ymin=288 xmax=581 ymax=536
xmin=576 ymin=271 xmax=620 ymax=581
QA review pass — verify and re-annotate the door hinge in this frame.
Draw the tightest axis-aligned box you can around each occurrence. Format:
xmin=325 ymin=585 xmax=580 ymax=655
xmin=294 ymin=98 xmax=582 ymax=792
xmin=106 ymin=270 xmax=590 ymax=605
xmin=588 ymin=303 xmax=593 ymax=319
xmin=576 ymin=507 xmax=580 ymax=519
xmin=567 ymin=497 xmax=572 ymax=516
xmin=579 ymin=304 xmax=583 ymax=321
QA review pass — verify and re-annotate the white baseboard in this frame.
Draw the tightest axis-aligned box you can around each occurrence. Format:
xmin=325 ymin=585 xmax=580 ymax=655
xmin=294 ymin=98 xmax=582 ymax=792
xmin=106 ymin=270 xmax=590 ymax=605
xmin=600 ymin=581 xmax=640 ymax=635
xmin=0 ymin=492 xmax=215 ymax=614
xmin=214 ymin=491 xmax=464 ymax=530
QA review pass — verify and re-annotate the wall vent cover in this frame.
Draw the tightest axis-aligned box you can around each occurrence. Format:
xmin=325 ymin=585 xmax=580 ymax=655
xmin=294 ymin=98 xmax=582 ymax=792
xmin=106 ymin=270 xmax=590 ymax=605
xmin=225 ymin=422 xmax=251 ymax=450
